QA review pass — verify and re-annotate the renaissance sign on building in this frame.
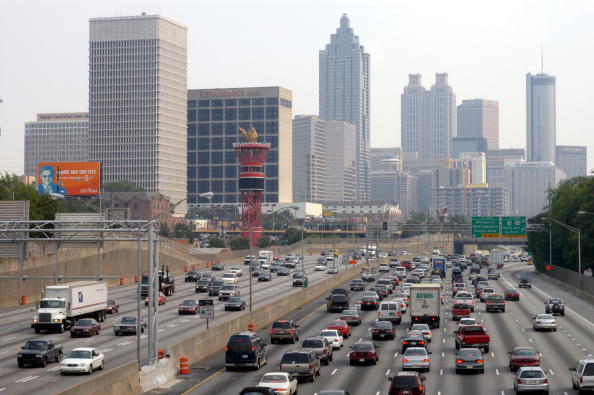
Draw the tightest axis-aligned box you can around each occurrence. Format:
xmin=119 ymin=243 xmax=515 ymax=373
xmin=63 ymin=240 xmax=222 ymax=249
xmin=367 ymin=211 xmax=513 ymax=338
xmin=37 ymin=161 xmax=101 ymax=197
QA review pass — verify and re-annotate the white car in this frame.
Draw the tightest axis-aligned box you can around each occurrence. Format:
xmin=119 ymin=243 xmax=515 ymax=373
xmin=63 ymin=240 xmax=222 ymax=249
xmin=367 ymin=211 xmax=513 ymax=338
xmin=392 ymin=297 xmax=407 ymax=313
xmin=60 ymin=347 xmax=104 ymax=375
xmin=222 ymin=272 xmax=239 ymax=284
xmin=394 ymin=267 xmax=407 ymax=279
xmin=319 ymin=329 xmax=344 ymax=350
xmin=228 ymin=266 xmax=244 ymax=277
xmin=257 ymin=372 xmax=298 ymax=395
xmin=378 ymin=264 xmax=390 ymax=272
xmin=314 ymin=263 xmax=326 ymax=271
xmin=399 ymin=251 xmax=408 ymax=255
xmin=454 ymin=291 xmax=476 ymax=312
xmin=410 ymin=323 xmax=432 ymax=342
xmin=457 ymin=317 xmax=478 ymax=331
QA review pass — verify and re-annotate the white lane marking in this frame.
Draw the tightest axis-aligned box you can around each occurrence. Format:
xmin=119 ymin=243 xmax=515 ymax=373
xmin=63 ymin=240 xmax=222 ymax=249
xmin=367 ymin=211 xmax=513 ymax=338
xmin=583 ymin=348 xmax=588 ymax=351
xmin=496 ymin=368 xmax=500 ymax=375
xmin=331 ymin=368 xmax=338 ymax=375
xmin=375 ymin=392 xmax=380 ymax=395
xmin=180 ymin=319 xmax=191 ymax=323
xmin=117 ymin=341 xmax=132 ymax=346
xmin=563 ymin=392 xmax=569 ymax=395
xmin=385 ymin=369 xmax=391 ymax=376
xmin=522 ymin=328 xmax=525 ymax=332
xmin=443 ymin=327 xmax=446 ymax=332
xmin=16 ymin=376 xmax=38 ymax=383
xmin=491 ymin=352 xmax=495 ymax=358
xmin=46 ymin=366 xmax=61 ymax=372
xmin=158 ymin=329 xmax=165 ymax=333
xmin=99 ymin=348 xmax=112 ymax=353
xmin=167 ymin=324 xmax=176 ymax=328
xmin=441 ymin=351 xmax=445 ymax=358
xmin=528 ymin=338 xmax=533 ymax=343
xmin=515 ymin=319 xmax=519 ymax=323
xmin=549 ymin=368 xmax=555 ymax=375
xmin=442 ymin=338 xmax=446 ymax=343
xmin=539 ymin=353 xmax=543 ymax=357
xmin=501 ymin=391 xmax=505 ymax=395
xmin=0 ymin=351 xmax=8 ymax=356
xmin=358 ymin=338 xmax=363 ymax=342
xmin=577 ymin=343 xmax=581 ymax=346
xmin=0 ymin=388 xmax=5 ymax=392
xmin=394 ymin=352 xmax=398 ymax=358
xmin=141 ymin=335 xmax=147 ymax=339
xmin=439 ymin=368 xmax=443 ymax=376
xmin=438 ymin=392 xmax=441 ymax=395
xmin=3 ymin=336 xmax=16 ymax=342
xmin=571 ymin=338 xmax=577 ymax=341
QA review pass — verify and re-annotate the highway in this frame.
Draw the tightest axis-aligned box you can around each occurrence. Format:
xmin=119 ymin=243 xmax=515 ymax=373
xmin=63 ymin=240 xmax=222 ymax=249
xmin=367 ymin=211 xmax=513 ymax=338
xmin=0 ymin=255 xmax=354 ymax=394
xmin=160 ymin=261 xmax=594 ymax=395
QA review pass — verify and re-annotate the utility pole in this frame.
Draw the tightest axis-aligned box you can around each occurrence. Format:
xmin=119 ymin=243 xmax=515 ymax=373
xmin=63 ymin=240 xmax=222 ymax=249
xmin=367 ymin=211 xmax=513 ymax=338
xmin=147 ymin=225 xmax=155 ymax=364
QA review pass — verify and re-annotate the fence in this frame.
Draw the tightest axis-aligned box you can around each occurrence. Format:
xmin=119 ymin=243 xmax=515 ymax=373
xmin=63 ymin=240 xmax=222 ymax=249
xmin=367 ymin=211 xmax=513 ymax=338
xmin=547 ymin=265 xmax=594 ymax=296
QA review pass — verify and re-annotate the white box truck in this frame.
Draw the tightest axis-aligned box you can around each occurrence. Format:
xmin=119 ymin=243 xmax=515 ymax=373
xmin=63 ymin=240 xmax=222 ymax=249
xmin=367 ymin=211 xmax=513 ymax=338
xmin=491 ymin=249 xmax=505 ymax=269
xmin=409 ymin=283 xmax=441 ymax=328
xmin=258 ymin=250 xmax=273 ymax=268
xmin=31 ymin=281 xmax=108 ymax=333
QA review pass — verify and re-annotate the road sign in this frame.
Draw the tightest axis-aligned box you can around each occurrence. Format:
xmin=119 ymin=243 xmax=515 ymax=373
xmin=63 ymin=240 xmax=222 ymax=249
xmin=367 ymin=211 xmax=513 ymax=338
xmin=501 ymin=216 xmax=526 ymax=237
xmin=200 ymin=305 xmax=214 ymax=319
xmin=471 ymin=216 xmax=500 ymax=238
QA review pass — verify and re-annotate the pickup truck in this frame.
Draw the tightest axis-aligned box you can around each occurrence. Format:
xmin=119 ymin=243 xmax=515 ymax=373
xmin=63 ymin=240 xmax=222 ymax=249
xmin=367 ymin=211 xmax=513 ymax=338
xmin=454 ymin=325 xmax=490 ymax=352
xmin=452 ymin=303 xmax=471 ymax=321
xmin=17 ymin=340 xmax=63 ymax=367
xmin=485 ymin=295 xmax=506 ymax=313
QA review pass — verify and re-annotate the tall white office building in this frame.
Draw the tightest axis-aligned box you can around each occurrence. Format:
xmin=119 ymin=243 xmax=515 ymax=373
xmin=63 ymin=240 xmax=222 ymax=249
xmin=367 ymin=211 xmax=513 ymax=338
xmin=292 ymin=115 xmax=327 ymax=202
xmin=320 ymin=14 xmax=370 ymax=201
xmin=555 ymin=145 xmax=587 ymax=179
xmin=526 ymin=73 xmax=556 ymax=164
xmin=325 ymin=121 xmax=357 ymax=202
xmin=401 ymin=73 xmax=456 ymax=160
xmin=89 ymin=14 xmax=188 ymax=213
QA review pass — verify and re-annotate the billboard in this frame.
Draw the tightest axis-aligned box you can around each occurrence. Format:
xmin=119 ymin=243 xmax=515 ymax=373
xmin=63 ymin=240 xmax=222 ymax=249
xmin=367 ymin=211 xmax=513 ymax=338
xmin=37 ymin=162 xmax=101 ymax=197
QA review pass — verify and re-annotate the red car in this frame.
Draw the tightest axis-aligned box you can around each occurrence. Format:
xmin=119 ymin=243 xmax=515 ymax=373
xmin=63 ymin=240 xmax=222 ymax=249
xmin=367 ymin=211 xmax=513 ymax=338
xmin=178 ymin=299 xmax=198 ymax=315
xmin=70 ymin=318 xmax=100 ymax=338
xmin=504 ymin=289 xmax=520 ymax=301
xmin=508 ymin=347 xmax=540 ymax=371
xmin=145 ymin=292 xmax=166 ymax=306
xmin=349 ymin=342 xmax=378 ymax=365
xmin=106 ymin=299 xmax=119 ymax=314
xmin=327 ymin=320 xmax=350 ymax=338
xmin=388 ymin=371 xmax=426 ymax=395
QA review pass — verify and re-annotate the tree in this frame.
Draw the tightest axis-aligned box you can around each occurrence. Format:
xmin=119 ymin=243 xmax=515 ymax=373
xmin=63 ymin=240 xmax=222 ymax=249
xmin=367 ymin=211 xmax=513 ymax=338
xmin=0 ymin=174 xmax=60 ymax=220
xmin=229 ymin=237 xmax=249 ymax=250
xmin=257 ymin=236 xmax=272 ymax=248
xmin=447 ymin=214 xmax=468 ymax=225
xmin=159 ymin=223 xmax=171 ymax=237
xmin=208 ymin=237 xmax=226 ymax=248
xmin=282 ymin=227 xmax=304 ymax=245
xmin=102 ymin=181 xmax=145 ymax=192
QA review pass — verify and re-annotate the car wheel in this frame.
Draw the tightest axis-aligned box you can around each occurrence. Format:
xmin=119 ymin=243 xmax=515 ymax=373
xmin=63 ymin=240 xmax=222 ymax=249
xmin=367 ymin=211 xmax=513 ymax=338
xmin=484 ymin=346 xmax=489 ymax=353
xmin=18 ymin=361 xmax=24 ymax=368
xmin=70 ymin=333 xmax=75 ymax=338
xmin=455 ymin=368 xmax=460 ymax=374
xmin=60 ymin=372 xmax=67 ymax=375
xmin=99 ymin=361 xmax=104 ymax=370
xmin=316 ymin=368 xmax=320 ymax=376
xmin=349 ymin=360 xmax=354 ymax=365
xmin=56 ymin=352 xmax=63 ymax=362
xmin=480 ymin=368 xmax=485 ymax=374
xmin=329 ymin=355 xmax=333 ymax=362
xmin=88 ymin=364 xmax=93 ymax=375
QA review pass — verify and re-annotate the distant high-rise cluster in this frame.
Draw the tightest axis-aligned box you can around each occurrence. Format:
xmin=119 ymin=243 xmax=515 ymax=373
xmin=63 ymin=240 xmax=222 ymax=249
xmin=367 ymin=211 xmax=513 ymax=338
xmin=457 ymin=99 xmax=499 ymax=150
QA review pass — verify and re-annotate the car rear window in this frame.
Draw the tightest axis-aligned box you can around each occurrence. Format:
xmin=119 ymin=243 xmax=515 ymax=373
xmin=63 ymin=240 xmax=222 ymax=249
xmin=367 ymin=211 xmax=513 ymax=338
xmin=583 ymin=363 xmax=594 ymax=375
xmin=331 ymin=295 xmax=348 ymax=302
xmin=352 ymin=343 xmax=374 ymax=351
xmin=281 ymin=353 xmax=309 ymax=364
xmin=514 ymin=349 xmax=536 ymax=356
xmin=302 ymin=339 xmax=323 ymax=348
xmin=461 ymin=326 xmax=485 ymax=334
xmin=453 ymin=303 xmax=470 ymax=309
xmin=227 ymin=337 xmax=253 ymax=352
xmin=520 ymin=370 xmax=545 ymax=378
xmin=405 ymin=349 xmax=427 ymax=356
xmin=272 ymin=321 xmax=292 ymax=329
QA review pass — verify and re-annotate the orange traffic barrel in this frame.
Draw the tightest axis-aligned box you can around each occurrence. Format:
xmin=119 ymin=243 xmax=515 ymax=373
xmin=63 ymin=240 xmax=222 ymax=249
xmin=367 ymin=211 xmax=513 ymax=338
xmin=248 ymin=323 xmax=256 ymax=332
xmin=134 ymin=274 xmax=138 ymax=283
xmin=158 ymin=349 xmax=165 ymax=360
xmin=179 ymin=357 xmax=189 ymax=374
xmin=119 ymin=277 xmax=125 ymax=286
xmin=20 ymin=296 xmax=27 ymax=305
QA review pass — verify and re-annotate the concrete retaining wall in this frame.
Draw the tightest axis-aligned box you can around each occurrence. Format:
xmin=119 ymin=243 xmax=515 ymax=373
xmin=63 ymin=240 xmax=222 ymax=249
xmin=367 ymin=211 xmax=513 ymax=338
xmin=535 ymin=265 xmax=594 ymax=303
xmin=57 ymin=360 xmax=142 ymax=395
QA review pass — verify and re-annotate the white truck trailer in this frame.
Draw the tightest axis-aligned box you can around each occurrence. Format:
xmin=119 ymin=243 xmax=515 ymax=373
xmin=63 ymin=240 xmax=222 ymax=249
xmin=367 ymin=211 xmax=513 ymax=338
xmin=409 ymin=283 xmax=441 ymax=328
xmin=32 ymin=281 xmax=107 ymax=333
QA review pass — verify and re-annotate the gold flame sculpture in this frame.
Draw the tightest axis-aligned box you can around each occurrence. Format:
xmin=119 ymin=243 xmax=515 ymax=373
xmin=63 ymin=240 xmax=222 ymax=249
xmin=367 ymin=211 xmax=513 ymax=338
xmin=238 ymin=126 xmax=259 ymax=143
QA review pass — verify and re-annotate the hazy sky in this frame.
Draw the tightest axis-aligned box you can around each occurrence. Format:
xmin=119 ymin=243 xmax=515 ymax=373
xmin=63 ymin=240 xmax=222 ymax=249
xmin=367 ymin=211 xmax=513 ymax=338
xmin=1 ymin=0 xmax=593 ymax=173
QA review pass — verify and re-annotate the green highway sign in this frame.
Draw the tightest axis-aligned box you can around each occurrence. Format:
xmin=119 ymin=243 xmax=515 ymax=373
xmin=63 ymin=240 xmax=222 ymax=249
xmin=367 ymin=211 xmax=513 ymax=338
xmin=471 ymin=216 xmax=500 ymax=238
xmin=501 ymin=216 xmax=526 ymax=237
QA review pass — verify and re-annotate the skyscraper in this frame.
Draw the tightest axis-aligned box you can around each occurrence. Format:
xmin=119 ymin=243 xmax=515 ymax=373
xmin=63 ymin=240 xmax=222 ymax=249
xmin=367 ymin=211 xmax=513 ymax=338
xmin=292 ymin=115 xmax=327 ymax=202
xmin=24 ymin=113 xmax=89 ymax=177
xmin=401 ymin=73 xmax=456 ymax=160
xmin=325 ymin=120 xmax=357 ymax=202
xmin=526 ymin=73 xmax=556 ymax=164
xmin=457 ymin=99 xmax=499 ymax=149
xmin=320 ymin=14 xmax=370 ymax=201
xmin=89 ymin=14 xmax=188 ymax=213
xmin=555 ymin=145 xmax=588 ymax=179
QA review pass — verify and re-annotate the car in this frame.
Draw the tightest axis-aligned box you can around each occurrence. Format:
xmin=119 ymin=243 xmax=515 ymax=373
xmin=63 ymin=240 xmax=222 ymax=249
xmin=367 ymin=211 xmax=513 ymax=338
xmin=361 ymin=271 xmax=375 ymax=282
xmin=229 ymin=266 xmax=244 ymax=277
xmin=484 ymin=295 xmax=506 ymax=313
xmin=302 ymin=337 xmax=333 ymax=366
xmin=184 ymin=270 xmax=200 ymax=282
xmin=544 ymin=297 xmax=565 ymax=316
xmin=178 ymin=299 xmax=198 ymax=315
xmin=319 ymin=329 xmax=343 ymax=350
xmin=508 ymin=347 xmax=541 ymax=371
xmin=457 ymin=317 xmax=477 ymax=330
xmin=377 ymin=279 xmax=395 ymax=293
xmin=218 ymin=284 xmax=240 ymax=300
xmin=106 ymin=299 xmax=119 ymax=314
xmin=17 ymin=340 xmax=63 ymax=368
xmin=114 ymin=316 xmax=145 ymax=335
xmin=339 ymin=309 xmax=361 ymax=326
xmin=60 ymin=347 xmax=104 ymax=375
xmin=350 ymin=279 xmax=365 ymax=291
xmin=270 ymin=320 xmax=300 ymax=344
xmin=70 ymin=318 xmax=100 ymax=338
xmin=277 ymin=267 xmax=290 ymax=276
xmin=200 ymin=272 xmax=215 ymax=282
xmin=504 ymin=289 xmax=520 ymax=301
xmin=378 ymin=301 xmax=402 ymax=325
xmin=487 ymin=270 xmax=501 ymax=280
xmin=224 ymin=296 xmax=246 ymax=311
xmin=518 ymin=276 xmax=531 ymax=288
xmin=388 ymin=371 xmax=426 ymax=395
xmin=208 ymin=280 xmax=225 ymax=296
xmin=243 ymin=255 xmax=256 ymax=265
xmin=145 ymin=292 xmax=166 ymax=306
xmin=326 ymin=294 xmax=349 ymax=313
xmin=258 ymin=271 xmax=272 ymax=282
xmin=211 ymin=262 xmax=225 ymax=271
xmin=452 ymin=303 xmax=472 ymax=321
xmin=513 ymin=366 xmax=549 ymax=393
xmin=279 ymin=349 xmax=320 ymax=382
xmin=360 ymin=295 xmax=380 ymax=310
xmin=409 ymin=324 xmax=432 ymax=342
xmin=392 ymin=298 xmax=407 ymax=313
xmin=570 ymin=359 xmax=594 ymax=393
xmin=292 ymin=273 xmax=307 ymax=287
xmin=379 ymin=263 xmax=390 ymax=272
xmin=394 ymin=267 xmax=407 ymax=279
xmin=315 ymin=263 xmax=326 ymax=271
xmin=269 ymin=263 xmax=281 ymax=273
xmin=349 ymin=341 xmax=378 ymax=365
xmin=327 ymin=319 xmax=351 ymax=338
xmin=225 ymin=332 xmax=268 ymax=370
xmin=371 ymin=320 xmax=396 ymax=340
xmin=240 ymin=387 xmax=276 ymax=395
xmin=369 ymin=286 xmax=388 ymax=299
xmin=257 ymin=372 xmax=298 ymax=395
xmin=455 ymin=347 xmax=485 ymax=374
xmin=222 ymin=272 xmax=239 ymax=284
xmin=393 ymin=291 xmax=409 ymax=306
xmin=454 ymin=291 xmax=476 ymax=312
xmin=532 ymin=314 xmax=557 ymax=331
xmin=327 ymin=266 xmax=339 ymax=274
xmin=479 ymin=287 xmax=496 ymax=302
xmin=401 ymin=332 xmax=427 ymax=353
xmin=195 ymin=279 xmax=212 ymax=293
xmin=402 ymin=347 xmax=431 ymax=372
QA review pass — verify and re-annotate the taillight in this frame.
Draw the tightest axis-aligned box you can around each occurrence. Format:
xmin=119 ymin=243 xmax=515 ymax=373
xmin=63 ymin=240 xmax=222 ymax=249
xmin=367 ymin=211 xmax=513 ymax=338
xmin=308 ymin=363 xmax=314 ymax=369
xmin=423 ymin=358 xmax=429 ymax=362
xmin=397 ymin=312 xmax=401 ymax=316
xmin=251 ymin=346 xmax=255 ymax=351
xmin=322 ymin=349 xmax=328 ymax=354
xmin=420 ymin=341 xmax=425 ymax=345
xmin=402 ymin=340 xmax=408 ymax=344
xmin=456 ymin=359 xmax=463 ymax=363
xmin=403 ymin=358 xmax=409 ymax=362
xmin=419 ymin=386 xmax=423 ymax=391
xmin=378 ymin=312 xmax=381 ymax=316
xmin=334 ymin=338 xmax=339 ymax=342
xmin=225 ymin=346 xmax=229 ymax=351
xmin=372 ymin=329 xmax=379 ymax=333
xmin=476 ymin=359 xmax=483 ymax=363
xmin=544 ymin=378 xmax=548 ymax=384
xmin=517 ymin=379 xmax=523 ymax=384
xmin=269 ymin=329 xmax=275 ymax=334
xmin=289 ymin=329 xmax=294 ymax=334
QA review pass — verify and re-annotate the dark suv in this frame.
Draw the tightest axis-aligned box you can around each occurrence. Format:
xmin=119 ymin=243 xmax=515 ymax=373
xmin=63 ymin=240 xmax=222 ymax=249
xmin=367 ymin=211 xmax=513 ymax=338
xmin=225 ymin=332 xmax=267 ymax=370
xmin=326 ymin=294 xmax=349 ymax=313
xmin=270 ymin=320 xmax=300 ymax=344
xmin=279 ymin=349 xmax=321 ymax=382
xmin=388 ymin=371 xmax=426 ymax=394
xmin=544 ymin=297 xmax=565 ymax=316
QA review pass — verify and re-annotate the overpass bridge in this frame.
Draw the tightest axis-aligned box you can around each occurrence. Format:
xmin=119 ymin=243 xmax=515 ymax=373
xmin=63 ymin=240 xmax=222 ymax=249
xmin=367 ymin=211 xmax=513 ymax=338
xmin=453 ymin=236 xmax=527 ymax=254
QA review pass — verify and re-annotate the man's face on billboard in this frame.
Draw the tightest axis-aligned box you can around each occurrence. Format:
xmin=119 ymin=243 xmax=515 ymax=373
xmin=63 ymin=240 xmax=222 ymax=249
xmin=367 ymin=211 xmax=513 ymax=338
xmin=40 ymin=169 xmax=53 ymax=185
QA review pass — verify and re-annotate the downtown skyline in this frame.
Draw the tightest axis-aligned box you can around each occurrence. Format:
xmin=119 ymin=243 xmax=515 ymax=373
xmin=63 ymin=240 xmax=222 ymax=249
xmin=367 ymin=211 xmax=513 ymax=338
xmin=1 ymin=0 xmax=593 ymax=174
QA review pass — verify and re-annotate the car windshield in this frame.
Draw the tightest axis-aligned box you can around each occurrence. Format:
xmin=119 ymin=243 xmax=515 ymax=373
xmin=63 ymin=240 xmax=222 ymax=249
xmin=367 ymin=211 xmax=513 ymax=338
xmin=302 ymin=339 xmax=323 ymax=348
xmin=374 ymin=321 xmax=392 ymax=329
xmin=197 ymin=280 xmax=210 ymax=285
xmin=119 ymin=317 xmax=137 ymax=324
xmin=514 ymin=349 xmax=537 ymax=356
xmin=352 ymin=343 xmax=374 ymax=351
xmin=75 ymin=319 xmax=93 ymax=326
xmin=107 ymin=300 xmax=116 ymax=305
xmin=260 ymin=374 xmax=288 ymax=383
xmin=320 ymin=330 xmax=337 ymax=337
xmin=24 ymin=341 xmax=47 ymax=349
xmin=40 ymin=300 xmax=64 ymax=308
xmin=391 ymin=375 xmax=420 ymax=389
xmin=454 ymin=303 xmax=470 ymax=309
xmin=212 ymin=281 xmax=224 ymax=286
xmin=329 ymin=320 xmax=346 ymax=327
xmin=187 ymin=271 xmax=197 ymax=275
xmin=68 ymin=350 xmax=91 ymax=359
xmin=519 ymin=370 xmax=545 ymax=378
xmin=181 ymin=300 xmax=196 ymax=306
xmin=272 ymin=321 xmax=291 ymax=329
xmin=223 ymin=274 xmax=234 ymax=278
xmin=281 ymin=353 xmax=308 ymax=364
xmin=460 ymin=319 xmax=476 ymax=325
xmin=583 ymin=363 xmax=594 ymax=375
xmin=461 ymin=326 xmax=485 ymax=334
xmin=459 ymin=350 xmax=481 ymax=358
xmin=405 ymin=348 xmax=427 ymax=356
xmin=351 ymin=279 xmax=363 ymax=284
xmin=227 ymin=297 xmax=242 ymax=303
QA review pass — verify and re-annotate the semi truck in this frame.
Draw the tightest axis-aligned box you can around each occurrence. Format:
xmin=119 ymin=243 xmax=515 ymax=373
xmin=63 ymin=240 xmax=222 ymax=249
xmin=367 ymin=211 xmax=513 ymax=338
xmin=409 ymin=284 xmax=441 ymax=328
xmin=140 ymin=265 xmax=175 ymax=297
xmin=31 ymin=281 xmax=107 ymax=333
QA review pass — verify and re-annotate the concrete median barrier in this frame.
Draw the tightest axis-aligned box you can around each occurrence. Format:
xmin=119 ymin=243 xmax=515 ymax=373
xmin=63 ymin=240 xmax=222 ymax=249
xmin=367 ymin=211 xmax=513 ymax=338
xmin=57 ymin=360 xmax=141 ymax=395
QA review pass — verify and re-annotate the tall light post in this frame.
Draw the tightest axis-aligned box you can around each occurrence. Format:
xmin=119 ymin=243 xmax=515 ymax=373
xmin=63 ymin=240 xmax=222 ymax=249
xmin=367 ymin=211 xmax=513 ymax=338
xmin=290 ymin=207 xmax=305 ymax=280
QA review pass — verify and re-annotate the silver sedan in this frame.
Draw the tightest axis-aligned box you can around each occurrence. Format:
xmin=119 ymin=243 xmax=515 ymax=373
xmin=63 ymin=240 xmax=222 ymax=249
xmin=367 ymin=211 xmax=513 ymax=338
xmin=402 ymin=347 xmax=431 ymax=372
xmin=532 ymin=314 xmax=557 ymax=332
xmin=513 ymin=366 xmax=549 ymax=393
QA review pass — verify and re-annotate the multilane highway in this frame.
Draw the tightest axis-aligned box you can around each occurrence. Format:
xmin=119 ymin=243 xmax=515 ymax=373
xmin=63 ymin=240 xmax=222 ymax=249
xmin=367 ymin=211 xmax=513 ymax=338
xmin=168 ymin=261 xmax=594 ymax=395
xmin=0 ymin=255 xmax=356 ymax=394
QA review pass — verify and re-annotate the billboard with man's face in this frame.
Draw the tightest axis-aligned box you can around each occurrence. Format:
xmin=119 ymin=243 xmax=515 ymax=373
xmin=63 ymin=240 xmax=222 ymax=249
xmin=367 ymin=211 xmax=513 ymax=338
xmin=37 ymin=162 xmax=101 ymax=197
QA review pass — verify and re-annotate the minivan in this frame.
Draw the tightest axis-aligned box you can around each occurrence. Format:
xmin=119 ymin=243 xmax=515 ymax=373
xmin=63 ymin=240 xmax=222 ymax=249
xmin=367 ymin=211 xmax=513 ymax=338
xmin=225 ymin=332 xmax=267 ymax=370
xmin=279 ymin=348 xmax=321 ymax=381
xmin=378 ymin=301 xmax=402 ymax=325
xmin=327 ymin=294 xmax=349 ymax=312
